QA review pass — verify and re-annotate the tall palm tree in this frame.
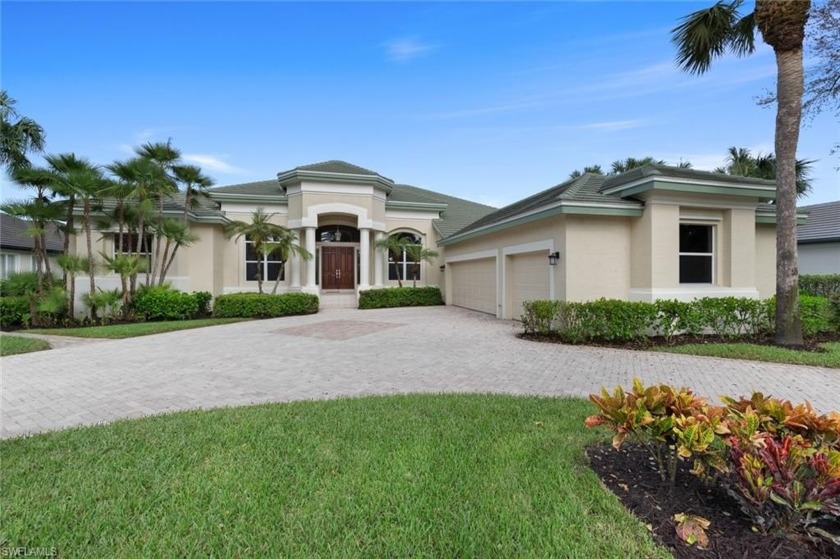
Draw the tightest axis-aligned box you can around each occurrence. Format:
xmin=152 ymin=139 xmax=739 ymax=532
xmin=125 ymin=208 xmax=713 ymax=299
xmin=264 ymin=230 xmax=312 ymax=295
xmin=224 ymin=208 xmax=291 ymax=294
xmin=135 ymin=141 xmax=181 ymax=286
xmin=156 ymin=219 xmax=200 ymax=285
xmin=403 ymin=244 xmax=439 ymax=288
xmin=715 ymin=146 xmax=814 ymax=197
xmin=57 ymin=253 xmax=90 ymax=319
xmin=43 ymin=153 xmax=92 ymax=264
xmin=672 ymin=0 xmax=810 ymax=345
xmin=0 ymin=91 xmax=45 ymax=173
xmin=172 ymin=164 xmax=214 ymax=223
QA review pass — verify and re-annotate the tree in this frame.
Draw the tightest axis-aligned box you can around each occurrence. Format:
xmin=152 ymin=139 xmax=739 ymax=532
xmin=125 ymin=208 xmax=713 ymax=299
xmin=403 ymin=244 xmax=439 ymax=288
xmin=100 ymin=252 xmax=145 ymax=314
xmin=569 ymin=165 xmax=605 ymax=179
xmin=0 ymin=91 xmax=45 ymax=173
xmin=672 ymin=0 xmax=810 ymax=346
xmin=264 ymin=230 xmax=312 ymax=295
xmin=57 ymin=253 xmax=90 ymax=319
xmin=224 ymin=208 xmax=291 ymax=294
xmin=714 ymin=146 xmax=814 ymax=196
xmin=156 ymin=219 xmax=200 ymax=285
xmin=374 ymin=235 xmax=411 ymax=288
xmin=610 ymin=156 xmax=666 ymax=174
xmin=805 ymin=0 xmax=839 ymax=160
xmin=172 ymin=164 xmax=214 ymax=223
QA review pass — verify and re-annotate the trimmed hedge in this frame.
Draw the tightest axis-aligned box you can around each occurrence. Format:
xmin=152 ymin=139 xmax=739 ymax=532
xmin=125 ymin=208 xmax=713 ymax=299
xmin=358 ymin=287 xmax=443 ymax=309
xmin=521 ymin=295 xmax=835 ymax=343
xmin=133 ymin=288 xmax=212 ymax=321
xmin=213 ymin=292 xmax=319 ymax=318
xmin=0 ymin=296 xmax=30 ymax=329
xmin=799 ymin=274 xmax=840 ymax=298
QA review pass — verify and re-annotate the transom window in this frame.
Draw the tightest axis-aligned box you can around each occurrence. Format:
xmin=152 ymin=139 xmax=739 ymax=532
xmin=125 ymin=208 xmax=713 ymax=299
xmin=317 ymin=225 xmax=359 ymax=243
xmin=114 ymin=233 xmax=153 ymax=255
xmin=245 ymin=235 xmax=285 ymax=281
xmin=388 ymin=232 xmax=422 ymax=281
xmin=679 ymin=224 xmax=714 ymax=284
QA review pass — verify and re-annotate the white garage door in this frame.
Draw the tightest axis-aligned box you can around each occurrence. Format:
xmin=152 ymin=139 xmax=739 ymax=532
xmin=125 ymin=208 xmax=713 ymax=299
xmin=450 ymin=258 xmax=497 ymax=315
xmin=509 ymin=252 xmax=550 ymax=319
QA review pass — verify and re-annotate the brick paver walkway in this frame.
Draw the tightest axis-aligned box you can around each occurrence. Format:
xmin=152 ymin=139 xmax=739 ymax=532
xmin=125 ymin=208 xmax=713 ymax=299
xmin=2 ymin=306 xmax=838 ymax=438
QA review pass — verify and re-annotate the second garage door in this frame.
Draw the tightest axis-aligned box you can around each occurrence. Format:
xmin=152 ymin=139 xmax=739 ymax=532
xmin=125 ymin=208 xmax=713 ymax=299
xmin=508 ymin=252 xmax=550 ymax=319
xmin=450 ymin=258 xmax=497 ymax=315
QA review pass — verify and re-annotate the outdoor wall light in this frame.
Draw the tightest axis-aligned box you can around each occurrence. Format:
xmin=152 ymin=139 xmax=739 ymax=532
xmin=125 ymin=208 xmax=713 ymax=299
xmin=548 ymin=251 xmax=560 ymax=266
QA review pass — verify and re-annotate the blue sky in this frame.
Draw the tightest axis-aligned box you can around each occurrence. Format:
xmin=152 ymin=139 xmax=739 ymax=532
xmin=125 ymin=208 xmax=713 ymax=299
xmin=2 ymin=1 xmax=837 ymax=208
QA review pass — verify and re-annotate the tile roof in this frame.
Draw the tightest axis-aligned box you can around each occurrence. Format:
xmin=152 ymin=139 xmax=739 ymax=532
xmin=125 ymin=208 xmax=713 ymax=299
xmin=0 ymin=213 xmax=64 ymax=252
xmin=600 ymin=164 xmax=776 ymax=191
xmin=292 ymin=160 xmax=386 ymax=178
xmin=390 ymin=184 xmax=497 ymax=238
xmin=798 ymin=200 xmax=840 ymax=243
xmin=208 ymin=179 xmax=285 ymax=197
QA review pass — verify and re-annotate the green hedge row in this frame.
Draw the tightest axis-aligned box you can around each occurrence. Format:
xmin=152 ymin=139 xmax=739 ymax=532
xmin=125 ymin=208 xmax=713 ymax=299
xmin=358 ymin=287 xmax=443 ymax=309
xmin=799 ymin=274 xmax=840 ymax=297
xmin=133 ymin=287 xmax=212 ymax=321
xmin=521 ymin=295 xmax=837 ymax=343
xmin=0 ymin=296 xmax=30 ymax=329
xmin=213 ymin=292 xmax=319 ymax=318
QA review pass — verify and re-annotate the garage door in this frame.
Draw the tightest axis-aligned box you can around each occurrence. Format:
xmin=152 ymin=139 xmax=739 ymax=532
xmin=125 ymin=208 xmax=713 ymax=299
xmin=509 ymin=252 xmax=550 ymax=319
xmin=450 ymin=258 xmax=497 ymax=315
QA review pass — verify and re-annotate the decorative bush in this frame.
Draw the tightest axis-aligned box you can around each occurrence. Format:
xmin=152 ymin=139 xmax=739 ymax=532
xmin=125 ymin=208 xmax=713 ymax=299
xmin=800 ymin=274 xmax=840 ymax=298
xmin=213 ymin=292 xmax=319 ymax=318
xmin=0 ymin=271 xmax=43 ymax=297
xmin=358 ymin=287 xmax=443 ymax=309
xmin=587 ymin=381 xmax=840 ymax=543
xmin=830 ymin=294 xmax=840 ymax=331
xmin=0 ymin=296 xmax=30 ymax=329
xmin=133 ymin=286 xmax=211 ymax=321
xmin=520 ymin=300 xmax=563 ymax=335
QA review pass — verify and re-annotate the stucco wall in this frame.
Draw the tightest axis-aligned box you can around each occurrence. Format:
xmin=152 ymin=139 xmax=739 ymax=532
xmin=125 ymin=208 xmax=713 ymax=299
xmin=755 ymin=224 xmax=777 ymax=299
xmin=564 ymin=215 xmax=632 ymax=301
xmin=799 ymin=242 xmax=840 ymax=275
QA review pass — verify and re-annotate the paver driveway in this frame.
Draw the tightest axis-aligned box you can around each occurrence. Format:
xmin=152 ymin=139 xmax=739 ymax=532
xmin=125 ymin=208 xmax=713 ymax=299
xmin=2 ymin=306 xmax=838 ymax=438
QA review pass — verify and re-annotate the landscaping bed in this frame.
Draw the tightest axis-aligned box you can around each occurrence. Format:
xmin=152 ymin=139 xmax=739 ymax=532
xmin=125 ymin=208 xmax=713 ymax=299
xmin=588 ymin=442 xmax=840 ymax=558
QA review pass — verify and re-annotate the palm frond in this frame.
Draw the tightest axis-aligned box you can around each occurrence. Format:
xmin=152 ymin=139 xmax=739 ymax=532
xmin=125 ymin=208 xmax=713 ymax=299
xmin=672 ymin=0 xmax=756 ymax=75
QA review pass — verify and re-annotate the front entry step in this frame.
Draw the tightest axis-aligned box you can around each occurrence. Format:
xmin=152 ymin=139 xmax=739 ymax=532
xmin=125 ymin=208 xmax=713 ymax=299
xmin=319 ymin=292 xmax=358 ymax=309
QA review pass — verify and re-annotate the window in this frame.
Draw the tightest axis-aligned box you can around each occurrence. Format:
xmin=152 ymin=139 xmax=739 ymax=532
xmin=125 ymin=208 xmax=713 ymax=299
xmin=0 ymin=254 xmax=16 ymax=279
xmin=245 ymin=235 xmax=285 ymax=282
xmin=679 ymin=224 xmax=714 ymax=283
xmin=114 ymin=233 xmax=153 ymax=255
xmin=387 ymin=232 xmax=422 ymax=281
xmin=317 ymin=225 xmax=359 ymax=243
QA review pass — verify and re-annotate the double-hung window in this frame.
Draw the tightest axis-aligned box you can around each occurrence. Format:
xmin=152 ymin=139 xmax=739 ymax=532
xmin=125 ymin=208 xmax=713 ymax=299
xmin=245 ymin=235 xmax=284 ymax=281
xmin=387 ymin=233 xmax=421 ymax=281
xmin=679 ymin=224 xmax=714 ymax=284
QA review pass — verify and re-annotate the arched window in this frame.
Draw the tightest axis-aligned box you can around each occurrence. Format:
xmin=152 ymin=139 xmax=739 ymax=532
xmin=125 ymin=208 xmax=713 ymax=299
xmin=387 ymin=232 xmax=422 ymax=281
xmin=317 ymin=225 xmax=360 ymax=243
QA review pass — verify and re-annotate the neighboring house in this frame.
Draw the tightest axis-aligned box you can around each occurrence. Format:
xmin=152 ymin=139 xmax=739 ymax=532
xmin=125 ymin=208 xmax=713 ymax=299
xmin=72 ymin=160 xmax=788 ymax=314
xmin=797 ymin=200 xmax=840 ymax=275
xmin=0 ymin=213 xmax=63 ymax=279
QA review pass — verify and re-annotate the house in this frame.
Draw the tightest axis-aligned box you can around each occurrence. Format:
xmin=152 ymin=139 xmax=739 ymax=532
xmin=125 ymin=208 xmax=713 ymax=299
xmin=0 ymin=213 xmax=63 ymax=279
xmin=797 ymin=200 xmax=840 ymax=275
xmin=72 ymin=160 xmax=786 ymax=315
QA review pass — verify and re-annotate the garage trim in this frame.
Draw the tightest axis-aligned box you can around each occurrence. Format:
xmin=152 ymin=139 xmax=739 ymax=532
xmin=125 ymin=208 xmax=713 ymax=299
xmin=445 ymin=249 xmax=500 ymax=317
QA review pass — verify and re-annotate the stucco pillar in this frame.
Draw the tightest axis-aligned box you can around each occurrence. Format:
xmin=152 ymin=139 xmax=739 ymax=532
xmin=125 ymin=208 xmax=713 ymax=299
xmin=303 ymin=226 xmax=317 ymax=294
xmin=359 ymin=227 xmax=370 ymax=290
xmin=290 ymin=229 xmax=301 ymax=289
xmin=373 ymin=231 xmax=384 ymax=287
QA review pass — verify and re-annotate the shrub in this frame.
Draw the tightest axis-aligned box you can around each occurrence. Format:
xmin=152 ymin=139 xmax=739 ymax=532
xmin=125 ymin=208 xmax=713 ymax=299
xmin=800 ymin=295 xmax=833 ymax=335
xmin=358 ymin=287 xmax=443 ymax=309
xmin=799 ymin=274 xmax=840 ymax=298
xmin=213 ymin=292 xmax=319 ymax=318
xmin=830 ymin=294 xmax=840 ymax=331
xmin=0 ymin=271 xmax=42 ymax=297
xmin=133 ymin=286 xmax=211 ymax=321
xmin=520 ymin=300 xmax=562 ymax=335
xmin=0 ymin=296 xmax=30 ymax=329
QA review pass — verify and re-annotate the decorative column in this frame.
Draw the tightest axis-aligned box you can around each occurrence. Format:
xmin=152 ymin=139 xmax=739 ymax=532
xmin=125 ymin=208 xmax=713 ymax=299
xmin=374 ymin=231 xmax=384 ymax=287
xmin=290 ymin=229 xmax=301 ymax=290
xmin=303 ymin=226 xmax=317 ymax=294
xmin=358 ymin=227 xmax=371 ymax=290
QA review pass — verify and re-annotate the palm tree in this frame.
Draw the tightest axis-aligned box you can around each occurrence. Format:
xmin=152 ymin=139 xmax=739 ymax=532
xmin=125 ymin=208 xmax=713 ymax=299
xmin=610 ymin=157 xmax=666 ymax=174
xmin=0 ymin=91 xmax=45 ymax=173
xmin=57 ymin=253 xmax=90 ymax=319
xmin=569 ymin=165 xmax=605 ymax=179
xmin=672 ymin=0 xmax=810 ymax=345
xmin=43 ymin=153 xmax=93 ymax=265
xmin=224 ymin=208 xmax=291 ymax=294
xmin=403 ymin=244 xmax=439 ymax=287
xmin=374 ymin=235 xmax=413 ymax=288
xmin=172 ymin=164 xmax=214 ymax=223
xmin=263 ymin=230 xmax=312 ymax=295
xmin=100 ymin=252 xmax=146 ymax=314
xmin=715 ymin=146 xmax=814 ymax=197
xmin=156 ymin=219 xmax=200 ymax=285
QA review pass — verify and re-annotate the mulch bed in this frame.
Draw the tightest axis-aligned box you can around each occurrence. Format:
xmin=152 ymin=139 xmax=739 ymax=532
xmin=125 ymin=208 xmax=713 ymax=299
xmin=587 ymin=443 xmax=840 ymax=558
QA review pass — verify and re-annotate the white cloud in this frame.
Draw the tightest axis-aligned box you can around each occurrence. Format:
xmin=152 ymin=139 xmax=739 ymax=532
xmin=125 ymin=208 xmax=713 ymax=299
xmin=182 ymin=154 xmax=248 ymax=175
xmin=579 ymin=119 xmax=648 ymax=132
xmin=383 ymin=37 xmax=437 ymax=63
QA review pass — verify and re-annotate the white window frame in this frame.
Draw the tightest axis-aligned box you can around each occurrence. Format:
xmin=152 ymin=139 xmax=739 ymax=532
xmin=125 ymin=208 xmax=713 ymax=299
xmin=0 ymin=253 xmax=17 ymax=279
xmin=244 ymin=235 xmax=284 ymax=282
xmin=387 ymin=232 xmax=423 ymax=283
xmin=678 ymin=223 xmax=715 ymax=285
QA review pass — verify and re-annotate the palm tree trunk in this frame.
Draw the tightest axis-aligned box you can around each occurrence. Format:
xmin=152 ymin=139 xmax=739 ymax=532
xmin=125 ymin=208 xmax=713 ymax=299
xmin=40 ymin=231 xmax=52 ymax=280
xmin=158 ymin=237 xmax=172 ymax=285
xmin=33 ymin=236 xmax=44 ymax=295
xmin=84 ymin=199 xmax=98 ymax=320
xmin=773 ymin=48 xmax=804 ymax=346
xmin=62 ymin=194 xmax=75 ymax=286
xmin=151 ymin=198 xmax=165 ymax=285
xmin=161 ymin=244 xmax=181 ymax=285
xmin=394 ymin=253 xmax=403 ymax=288
xmin=68 ymin=271 xmax=76 ymax=319
xmin=271 ymin=262 xmax=286 ymax=295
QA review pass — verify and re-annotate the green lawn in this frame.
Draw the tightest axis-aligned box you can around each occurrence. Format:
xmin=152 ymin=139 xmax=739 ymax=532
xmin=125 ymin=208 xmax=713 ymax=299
xmin=0 ymin=335 xmax=50 ymax=356
xmin=1 ymin=395 xmax=669 ymax=558
xmin=27 ymin=318 xmax=246 ymax=339
xmin=658 ymin=341 xmax=840 ymax=368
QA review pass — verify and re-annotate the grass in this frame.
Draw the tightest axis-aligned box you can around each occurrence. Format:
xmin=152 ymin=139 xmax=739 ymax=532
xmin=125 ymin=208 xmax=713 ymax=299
xmin=0 ymin=335 xmax=50 ymax=356
xmin=658 ymin=341 xmax=840 ymax=368
xmin=1 ymin=395 xmax=669 ymax=558
xmin=26 ymin=318 xmax=246 ymax=339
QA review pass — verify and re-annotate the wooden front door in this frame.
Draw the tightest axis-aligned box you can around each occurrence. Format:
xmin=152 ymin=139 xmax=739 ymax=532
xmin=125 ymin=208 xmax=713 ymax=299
xmin=322 ymin=246 xmax=355 ymax=290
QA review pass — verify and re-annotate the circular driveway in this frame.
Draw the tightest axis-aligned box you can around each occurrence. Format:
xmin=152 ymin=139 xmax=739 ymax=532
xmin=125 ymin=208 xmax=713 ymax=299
xmin=2 ymin=306 xmax=838 ymax=438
